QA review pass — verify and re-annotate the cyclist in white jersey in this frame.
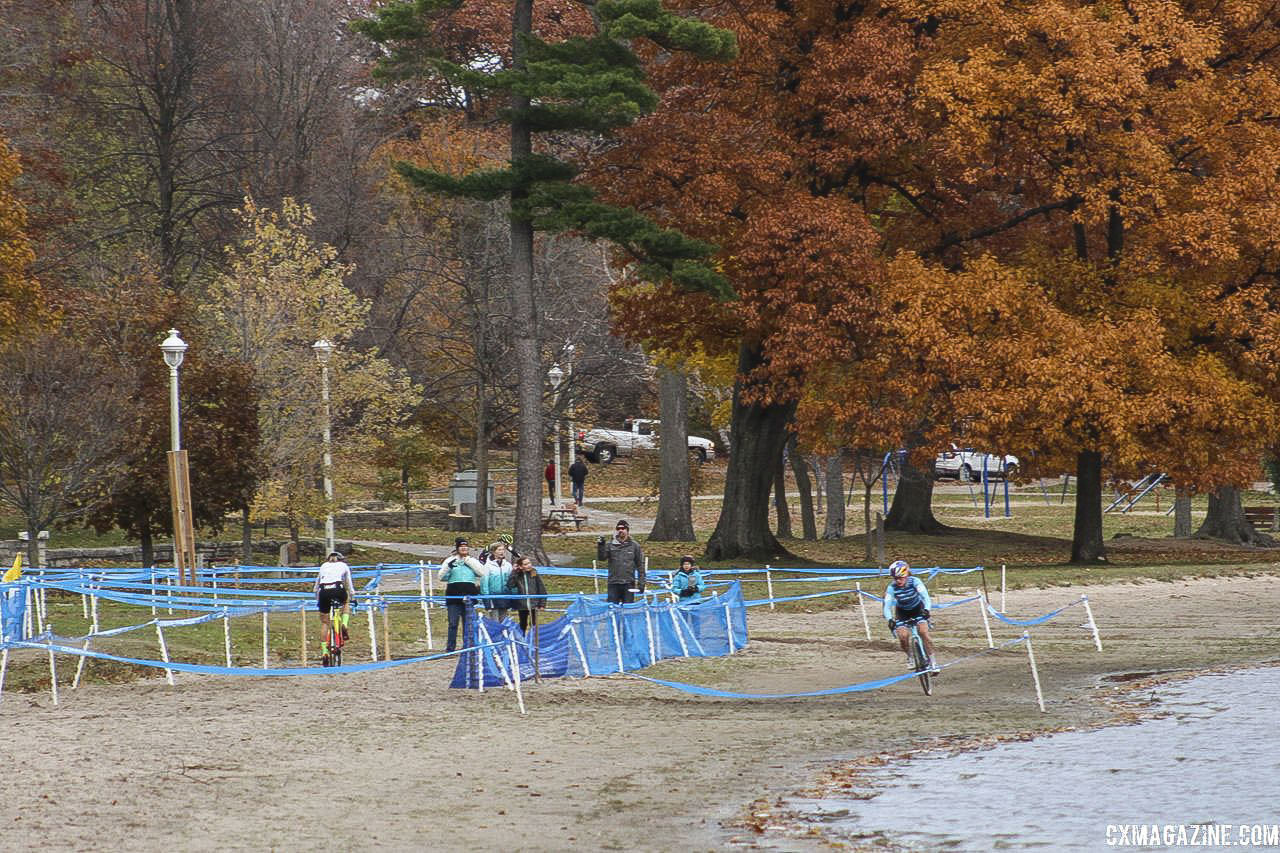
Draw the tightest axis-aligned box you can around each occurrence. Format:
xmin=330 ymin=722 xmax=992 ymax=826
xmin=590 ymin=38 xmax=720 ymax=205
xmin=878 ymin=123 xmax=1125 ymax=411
xmin=315 ymin=551 xmax=355 ymax=647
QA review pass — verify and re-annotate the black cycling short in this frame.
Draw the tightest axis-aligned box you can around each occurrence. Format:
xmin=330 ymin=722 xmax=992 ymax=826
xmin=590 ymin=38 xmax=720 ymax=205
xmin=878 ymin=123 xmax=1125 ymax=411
xmin=317 ymin=582 xmax=348 ymax=614
xmin=892 ymin=603 xmax=927 ymax=626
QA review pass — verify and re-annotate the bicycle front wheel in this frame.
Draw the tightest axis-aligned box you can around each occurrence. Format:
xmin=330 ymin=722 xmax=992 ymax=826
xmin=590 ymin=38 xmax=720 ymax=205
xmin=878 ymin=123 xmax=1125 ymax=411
xmin=912 ymin=634 xmax=932 ymax=696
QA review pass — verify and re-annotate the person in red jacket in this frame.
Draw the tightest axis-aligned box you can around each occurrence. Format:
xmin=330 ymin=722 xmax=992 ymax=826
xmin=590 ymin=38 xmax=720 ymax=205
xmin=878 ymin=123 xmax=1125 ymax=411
xmin=544 ymin=459 xmax=556 ymax=503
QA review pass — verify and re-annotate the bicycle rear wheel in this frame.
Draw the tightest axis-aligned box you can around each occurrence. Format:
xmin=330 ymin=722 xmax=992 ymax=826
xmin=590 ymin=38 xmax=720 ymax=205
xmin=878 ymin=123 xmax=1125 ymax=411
xmin=912 ymin=633 xmax=932 ymax=696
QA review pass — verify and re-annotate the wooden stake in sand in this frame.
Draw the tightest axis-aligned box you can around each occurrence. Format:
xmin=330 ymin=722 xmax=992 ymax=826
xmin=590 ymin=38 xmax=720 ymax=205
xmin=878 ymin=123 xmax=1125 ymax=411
xmin=1023 ymin=631 xmax=1045 ymax=713
xmin=261 ymin=611 xmax=269 ymax=669
xmin=855 ymin=582 xmax=871 ymax=641
xmin=724 ymin=602 xmax=736 ymax=654
xmin=300 ymin=605 xmax=307 ymax=667
xmin=592 ymin=560 xmax=600 ymax=595
xmin=570 ymin=618 xmax=591 ymax=676
xmin=610 ymin=610 xmax=625 ymax=673
xmin=72 ymin=639 xmax=91 ymax=689
xmin=669 ymin=607 xmax=689 ymax=658
xmin=765 ymin=566 xmax=775 ymax=610
xmin=0 ymin=647 xmax=8 ymax=703
xmin=1001 ymin=563 xmax=1007 ymax=612
xmin=47 ymin=636 xmax=58 ymax=706
xmin=381 ymin=597 xmax=392 ymax=662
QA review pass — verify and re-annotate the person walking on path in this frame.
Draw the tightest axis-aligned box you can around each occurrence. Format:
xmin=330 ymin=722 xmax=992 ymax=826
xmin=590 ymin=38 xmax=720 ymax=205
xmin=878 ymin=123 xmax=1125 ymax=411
xmin=438 ymin=537 xmax=486 ymax=652
xmin=568 ymin=454 xmax=589 ymax=506
xmin=597 ymin=519 xmax=644 ymax=604
xmin=545 ymin=459 xmax=556 ymax=503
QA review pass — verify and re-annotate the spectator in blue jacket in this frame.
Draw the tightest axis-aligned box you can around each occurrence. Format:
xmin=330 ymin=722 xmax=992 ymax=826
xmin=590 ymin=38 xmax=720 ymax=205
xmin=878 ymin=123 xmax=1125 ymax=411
xmin=480 ymin=541 xmax=514 ymax=621
xmin=671 ymin=555 xmax=706 ymax=604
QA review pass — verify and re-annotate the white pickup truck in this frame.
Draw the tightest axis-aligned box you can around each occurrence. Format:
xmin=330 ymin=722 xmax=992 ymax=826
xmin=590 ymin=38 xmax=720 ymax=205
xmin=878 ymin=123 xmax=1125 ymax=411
xmin=578 ymin=419 xmax=716 ymax=464
xmin=934 ymin=443 xmax=1019 ymax=482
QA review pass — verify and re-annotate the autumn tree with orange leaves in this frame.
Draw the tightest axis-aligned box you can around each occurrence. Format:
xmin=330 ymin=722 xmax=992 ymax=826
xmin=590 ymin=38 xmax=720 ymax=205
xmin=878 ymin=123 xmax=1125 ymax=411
xmin=602 ymin=0 xmax=1280 ymax=562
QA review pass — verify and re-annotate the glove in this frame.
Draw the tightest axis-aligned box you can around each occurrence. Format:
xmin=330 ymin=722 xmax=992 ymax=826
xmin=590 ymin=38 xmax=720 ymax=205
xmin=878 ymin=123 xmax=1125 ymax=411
xmin=887 ymin=619 xmax=896 ymax=632
xmin=922 ymin=609 xmax=930 ymax=620
xmin=679 ymin=587 xmax=697 ymax=598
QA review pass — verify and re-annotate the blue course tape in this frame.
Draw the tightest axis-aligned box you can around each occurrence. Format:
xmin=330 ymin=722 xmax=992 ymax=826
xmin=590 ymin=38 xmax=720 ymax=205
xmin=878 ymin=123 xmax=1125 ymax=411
xmin=985 ymin=600 xmax=1079 ymax=626
xmin=630 ymin=669 xmax=923 ymax=699
xmin=8 ymin=638 xmax=493 ymax=677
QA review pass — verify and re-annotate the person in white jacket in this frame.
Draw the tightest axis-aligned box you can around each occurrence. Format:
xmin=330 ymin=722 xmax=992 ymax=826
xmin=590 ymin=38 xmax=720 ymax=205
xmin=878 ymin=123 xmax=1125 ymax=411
xmin=438 ymin=538 xmax=486 ymax=652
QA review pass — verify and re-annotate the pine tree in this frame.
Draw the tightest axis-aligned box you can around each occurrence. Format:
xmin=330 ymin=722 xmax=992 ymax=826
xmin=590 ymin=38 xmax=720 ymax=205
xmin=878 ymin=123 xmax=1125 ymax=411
xmin=355 ymin=0 xmax=735 ymax=558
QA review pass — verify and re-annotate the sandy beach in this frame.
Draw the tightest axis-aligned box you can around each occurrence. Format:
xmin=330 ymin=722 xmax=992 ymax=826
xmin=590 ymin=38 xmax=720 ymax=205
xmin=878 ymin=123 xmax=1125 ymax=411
xmin=2 ymin=573 xmax=1277 ymax=851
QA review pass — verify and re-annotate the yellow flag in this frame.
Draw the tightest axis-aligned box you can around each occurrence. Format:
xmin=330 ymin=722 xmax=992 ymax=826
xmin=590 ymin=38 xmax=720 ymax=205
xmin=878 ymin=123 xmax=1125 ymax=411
xmin=2 ymin=553 xmax=21 ymax=582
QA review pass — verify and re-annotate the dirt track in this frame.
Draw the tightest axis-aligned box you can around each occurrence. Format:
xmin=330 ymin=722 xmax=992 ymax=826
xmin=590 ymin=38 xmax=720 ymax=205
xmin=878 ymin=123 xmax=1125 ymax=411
xmin=2 ymin=574 xmax=1277 ymax=851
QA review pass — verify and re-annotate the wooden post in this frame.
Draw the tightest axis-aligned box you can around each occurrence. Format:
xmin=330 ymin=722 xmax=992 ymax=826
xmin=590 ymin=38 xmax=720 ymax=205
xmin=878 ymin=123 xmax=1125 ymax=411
xmin=1081 ymin=595 xmax=1103 ymax=652
xmin=300 ymin=605 xmax=308 ymax=667
xmin=531 ymin=607 xmax=541 ymax=683
xmin=765 ymin=565 xmax=775 ymax=610
xmin=1000 ymin=563 xmax=1007 ymax=612
xmin=47 ymin=638 xmax=58 ymax=706
xmin=366 ymin=600 xmax=378 ymax=662
xmin=167 ymin=449 xmax=198 ymax=587
xmin=508 ymin=637 xmax=526 ymax=716
xmin=72 ymin=639 xmax=90 ymax=689
xmin=592 ymin=559 xmax=600 ymax=595
xmin=155 ymin=623 xmax=175 ymax=686
xmin=261 ymin=611 xmax=269 ymax=669
xmin=979 ymin=594 xmax=994 ymax=648
xmin=223 ymin=610 xmax=232 ymax=667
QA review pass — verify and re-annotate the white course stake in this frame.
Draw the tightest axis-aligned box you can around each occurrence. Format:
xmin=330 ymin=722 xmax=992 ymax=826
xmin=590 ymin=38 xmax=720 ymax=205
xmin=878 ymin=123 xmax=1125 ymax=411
xmin=72 ymin=639 xmax=91 ymax=689
xmin=261 ymin=611 xmax=269 ymax=669
xmin=765 ymin=566 xmax=776 ymax=610
xmin=669 ymin=607 xmax=689 ymax=657
xmin=644 ymin=602 xmax=656 ymax=666
xmin=47 ymin=638 xmax=58 ymax=706
xmin=570 ymin=619 xmax=591 ymax=676
xmin=1001 ymin=564 xmax=1007 ymax=613
xmin=366 ymin=600 xmax=378 ymax=662
xmin=90 ymin=583 xmax=99 ymax=634
xmin=81 ymin=569 xmax=89 ymax=618
xmin=855 ymin=583 xmax=871 ymax=641
xmin=149 ymin=567 xmax=157 ymax=616
xmin=1081 ymin=595 xmax=1103 ymax=652
xmin=724 ymin=603 xmax=735 ymax=654
xmin=0 ymin=647 xmax=8 ymax=702
xmin=979 ymin=594 xmax=994 ymax=648
xmin=223 ymin=610 xmax=232 ymax=667
xmin=610 ymin=610 xmax=625 ymax=672
xmin=508 ymin=637 xmax=526 ymax=716
xmin=426 ymin=565 xmax=435 ymax=610
xmin=592 ymin=560 xmax=600 ymax=595
xmin=1023 ymin=631 xmax=1045 ymax=712
xmin=155 ymin=623 xmax=175 ymax=686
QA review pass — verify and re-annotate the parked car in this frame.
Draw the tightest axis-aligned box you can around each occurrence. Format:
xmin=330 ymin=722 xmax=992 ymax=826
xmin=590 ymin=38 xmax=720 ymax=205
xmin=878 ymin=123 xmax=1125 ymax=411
xmin=934 ymin=443 xmax=1019 ymax=482
xmin=578 ymin=419 xmax=716 ymax=464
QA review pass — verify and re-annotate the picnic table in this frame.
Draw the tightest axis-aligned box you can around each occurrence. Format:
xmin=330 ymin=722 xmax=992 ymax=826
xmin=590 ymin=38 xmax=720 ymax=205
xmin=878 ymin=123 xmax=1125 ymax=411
xmin=542 ymin=503 xmax=588 ymax=531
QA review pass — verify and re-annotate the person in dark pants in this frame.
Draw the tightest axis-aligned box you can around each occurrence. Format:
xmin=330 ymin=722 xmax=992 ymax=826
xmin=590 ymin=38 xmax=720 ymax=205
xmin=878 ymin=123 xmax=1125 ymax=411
xmin=506 ymin=555 xmax=548 ymax=633
xmin=568 ymin=453 xmax=589 ymax=506
xmin=437 ymin=537 xmax=486 ymax=652
xmin=597 ymin=519 xmax=644 ymax=604
xmin=545 ymin=459 xmax=556 ymax=503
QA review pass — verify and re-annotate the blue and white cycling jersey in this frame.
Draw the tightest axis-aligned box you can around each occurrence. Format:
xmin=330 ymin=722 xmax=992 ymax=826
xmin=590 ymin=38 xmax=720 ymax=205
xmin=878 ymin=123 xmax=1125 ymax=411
xmin=883 ymin=576 xmax=932 ymax=621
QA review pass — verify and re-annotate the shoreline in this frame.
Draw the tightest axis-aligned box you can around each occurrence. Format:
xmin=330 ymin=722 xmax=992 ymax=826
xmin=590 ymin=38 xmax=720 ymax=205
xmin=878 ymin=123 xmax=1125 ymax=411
xmin=1 ymin=574 xmax=1277 ymax=851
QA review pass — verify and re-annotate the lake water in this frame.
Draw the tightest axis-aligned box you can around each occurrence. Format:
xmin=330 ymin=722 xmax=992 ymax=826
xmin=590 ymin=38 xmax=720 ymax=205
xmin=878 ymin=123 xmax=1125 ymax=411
xmin=788 ymin=667 xmax=1280 ymax=850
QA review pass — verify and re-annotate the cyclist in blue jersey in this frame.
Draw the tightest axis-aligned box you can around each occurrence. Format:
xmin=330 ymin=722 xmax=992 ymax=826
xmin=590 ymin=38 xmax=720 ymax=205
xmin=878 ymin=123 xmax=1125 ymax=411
xmin=883 ymin=560 xmax=937 ymax=671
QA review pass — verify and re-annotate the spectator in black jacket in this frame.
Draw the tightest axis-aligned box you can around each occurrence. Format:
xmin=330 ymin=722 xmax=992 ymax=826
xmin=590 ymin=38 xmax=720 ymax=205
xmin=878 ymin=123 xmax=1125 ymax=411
xmin=568 ymin=454 xmax=589 ymax=506
xmin=596 ymin=519 xmax=644 ymax=604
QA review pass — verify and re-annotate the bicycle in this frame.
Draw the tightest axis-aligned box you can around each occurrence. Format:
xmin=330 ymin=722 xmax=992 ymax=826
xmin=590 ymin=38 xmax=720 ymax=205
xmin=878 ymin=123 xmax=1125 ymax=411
xmin=321 ymin=603 xmax=349 ymax=668
xmin=896 ymin=615 xmax=934 ymax=696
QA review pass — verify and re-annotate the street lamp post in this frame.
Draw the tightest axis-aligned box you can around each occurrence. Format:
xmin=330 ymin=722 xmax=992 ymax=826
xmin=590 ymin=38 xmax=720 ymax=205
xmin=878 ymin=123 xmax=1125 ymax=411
xmin=160 ymin=329 xmax=187 ymax=452
xmin=549 ymin=363 xmax=564 ymax=504
xmin=312 ymin=339 xmax=336 ymax=556
xmin=565 ymin=344 xmax=575 ymax=483
xmin=159 ymin=329 xmax=196 ymax=585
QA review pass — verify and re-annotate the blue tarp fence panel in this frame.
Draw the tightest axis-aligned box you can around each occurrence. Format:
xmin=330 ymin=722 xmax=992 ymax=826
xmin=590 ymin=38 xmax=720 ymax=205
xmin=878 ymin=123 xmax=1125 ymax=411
xmin=0 ymin=584 xmax=24 ymax=643
xmin=451 ymin=582 xmax=748 ymax=688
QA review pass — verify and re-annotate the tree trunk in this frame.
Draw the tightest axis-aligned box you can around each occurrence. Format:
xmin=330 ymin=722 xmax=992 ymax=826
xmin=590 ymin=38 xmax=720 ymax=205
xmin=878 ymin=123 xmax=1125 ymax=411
xmin=1070 ymin=449 xmax=1106 ymax=563
xmin=650 ymin=367 xmax=695 ymax=541
xmin=886 ymin=454 xmax=946 ymax=533
xmin=788 ymin=433 xmax=817 ymax=540
xmin=509 ymin=0 xmax=545 ymax=563
xmin=863 ymin=484 xmax=874 ymax=561
xmin=1173 ymin=489 xmax=1192 ymax=539
xmin=473 ymin=370 xmax=489 ymax=534
xmin=25 ymin=515 xmax=40 ymax=571
xmin=822 ymin=453 xmax=845 ymax=539
xmin=705 ymin=341 xmax=796 ymax=561
xmin=1195 ymin=485 xmax=1275 ymax=545
xmin=773 ymin=448 xmax=792 ymax=539
xmin=240 ymin=506 xmax=253 ymax=566
xmin=811 ymin=458 xmax=824 ymax=514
